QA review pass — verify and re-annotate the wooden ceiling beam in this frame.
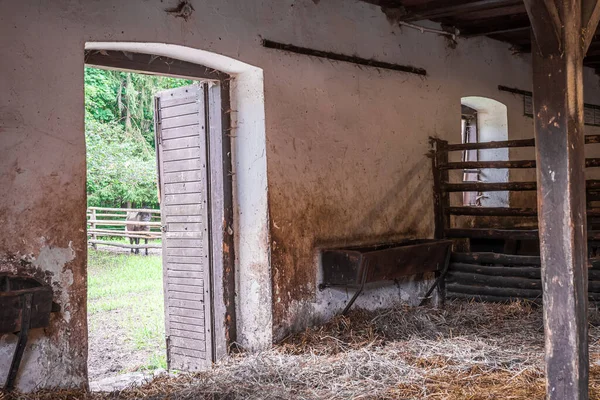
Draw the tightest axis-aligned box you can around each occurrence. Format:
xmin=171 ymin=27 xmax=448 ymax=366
xmin=400 ymin=0 xmax=523 ymax=21
xmin=458 ymin=15 xmax=531 ymax=36
xmin=523 ymin=0 xmax=562 ymax=55
xmin=582 ymin=0 xmax=600 ymax=51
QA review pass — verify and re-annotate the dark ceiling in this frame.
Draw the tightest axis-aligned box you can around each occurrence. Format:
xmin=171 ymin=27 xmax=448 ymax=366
xmin=360 ymin=0 xmax=600 ymax=69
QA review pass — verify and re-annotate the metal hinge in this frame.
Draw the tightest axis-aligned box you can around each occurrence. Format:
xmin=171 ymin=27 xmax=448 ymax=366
xmin=161 ymin=224 xmax=168 ymax=233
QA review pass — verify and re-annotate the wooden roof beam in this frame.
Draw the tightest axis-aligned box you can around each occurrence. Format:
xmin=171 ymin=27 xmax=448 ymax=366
xmin=400 ymin=0 xmax=523 ymax=21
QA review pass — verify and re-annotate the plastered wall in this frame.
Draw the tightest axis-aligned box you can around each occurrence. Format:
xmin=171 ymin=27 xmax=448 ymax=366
xmin=3 ymin=0 xmax=600 ymax=391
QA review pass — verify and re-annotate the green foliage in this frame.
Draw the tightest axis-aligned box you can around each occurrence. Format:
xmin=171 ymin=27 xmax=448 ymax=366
xmin=85 ymin=67 xmax=193 ymax=208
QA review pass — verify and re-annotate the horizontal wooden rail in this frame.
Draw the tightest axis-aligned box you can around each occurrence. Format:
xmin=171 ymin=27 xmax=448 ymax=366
xmin=88 ymin=206 xmax=161 ymax=214
xmin=447 ymin=206 xmax=537 ymax=217
xmin=88 ymin=240 xmax=162 ymax=249
xmin=445 ymin=157 xmax=600 ymax=170
xmin=443 ymin=181 xmax=536 ymax=192
xmin=448 ymin=229 xmax=600 ymax=240
xmin=87 ymin=229 xmax=161 ymax=239
xmin=445 ymin=138 xmax=535 ymax=151
xmin=450 ymin=252 xmax=541 ymax=265
xmin=444 ymin=180 xmax=600 ymax=192
xmin=436 ymin=134 xmax=600 ymax=152
xmin=87 ymin=220 xmax=162 ymax=227
xmin=449 ymin=206 xmax=600 ymax=217
xmin=445 ymin=160 xmax=536 ymax=169
xmin=446 ymin=228 xmax=539 ymax=240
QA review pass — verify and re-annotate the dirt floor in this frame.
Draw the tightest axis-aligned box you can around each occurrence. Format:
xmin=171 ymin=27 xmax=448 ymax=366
xmin=10 ymin=299 xmax=600 ymax=399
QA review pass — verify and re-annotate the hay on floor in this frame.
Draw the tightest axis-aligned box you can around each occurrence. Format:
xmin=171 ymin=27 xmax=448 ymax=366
xmin=8 ymin=300 xmax=600 ymax=399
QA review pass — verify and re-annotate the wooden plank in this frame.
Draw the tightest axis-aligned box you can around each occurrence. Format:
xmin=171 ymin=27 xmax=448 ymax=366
xmin=171 ymin=321 xmax=203 ymax=332
xmin=160 ymin=102 xmax=199 ymax=119
xmin=166 ymin=239 xmax=204 ymax=248
xmin=161 ymin=125 xmax=201 ymax=141
xmin=443 ymin=181 xmax=536 ymax=192
xmin=530 ymin=10 xmax=589 ymax=397
xmin=167 ymin=248 xmax=204 ymax=257
xmin=168 ymin=290 xmax=204 ymax=301
xmin=163 ymin=158 xmax=203 ymax=173
xmin=168 ymin=283 xmax=205 ymax=294
xmin=164 ymin=170 xmax=204 ymax=183
xmin=445 ymin=159 xmax=536 ymax=169
xmin=159 ymin=96 xmax=197 ymax=108
xmin=446 ymin=228 xmax=539 ymax=240
xmin=88 ymin=240 xmax=162 ymax=249
xmin=168 ymin=277 xmax=204 ymax=286
xmin=164 ymin=193 xmax=203 ymax=205
xmin=168 ymin=298 xmax=204 ymax=310
xmin=162 ymin=136 xmax=200 ymax=150
xmin=167 ymin=269 xmax=204 ymax=279
xmin=168 ymin=263 xmax=204 ymax=272
xmin=431 ymin=138 xmax=449 ymax=239
xmin=88 ymin=206 xmax=160 ymax=213
xmin=168 ymin=306 xmax=205 ymax=318
xmin=447 ymin=206 xmax=537 ymax=217
xmin=447 ymin=283 xmax=542 ymax=299
xmin=451 ymin=252 xmax=541 ymax=265
xmin=170 ymin=336 xmax=206 ymax=350
xmin=162 ymin=147 xmax=203 ymax=162
xmin=170 ymin=328 xmax=206 ymax=342
xmin=166 ymin=256 xmax=204 ymax=264
xmin=161 ymin=113 xmax=200 ymax=130
xmin=446 ymin=271 xmax=542 ymax=289
xmin=169 ymin=315 xmax=205 ymax=327
xmin=165 ymin=215 xmax=203 ymax=223
xmin=401 ymin=0 xmax=522 ymax=21
xmin=166 ymin=231 xmax=203 ymax=239
xmin=450 ymin=263 xmax=542 ymax=278
xmin=445 ymin=138 xmax=535 ymax=151
xmin=164 ymin=204 xmax=204 ymax=216
xmin=164 ymin=182 xmax=204 ymax=194
xmin=169 ymin=346 xmax=207 ymax=360
xmin=84 ymin=50 xmax=227 ymax=81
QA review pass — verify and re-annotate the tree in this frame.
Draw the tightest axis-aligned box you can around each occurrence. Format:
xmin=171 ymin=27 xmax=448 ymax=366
xmin=85 ymin=67 xmax=193 ymax=208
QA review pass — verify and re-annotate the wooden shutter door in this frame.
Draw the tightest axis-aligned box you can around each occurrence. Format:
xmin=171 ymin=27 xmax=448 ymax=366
xmin=155 ymin=83 xmax=213 ymax=371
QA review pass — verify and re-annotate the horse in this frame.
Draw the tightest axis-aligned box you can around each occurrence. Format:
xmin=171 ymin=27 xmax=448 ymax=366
xmin=126 ymin=211 xmax=152 ymax=255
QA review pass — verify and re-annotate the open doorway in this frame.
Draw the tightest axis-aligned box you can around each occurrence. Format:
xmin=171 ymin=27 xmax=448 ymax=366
xmin=460 ymin=96 xmax=509 ymax=207
xmin=84 ymin=50 xmax=236 ymax=388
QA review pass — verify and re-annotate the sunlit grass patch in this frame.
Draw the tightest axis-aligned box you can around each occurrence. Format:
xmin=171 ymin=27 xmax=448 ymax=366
xmin=88 ymin=249 xmax=165 ymax=369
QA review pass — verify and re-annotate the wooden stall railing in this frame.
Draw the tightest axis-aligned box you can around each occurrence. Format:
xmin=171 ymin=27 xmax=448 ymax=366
xmin=431 ymin=134 xmax=600 ymax=242
xmin=87 ymin=207 xmax=162 ymax=251
xmin=430 ymin=134 xmax=600 ymax=302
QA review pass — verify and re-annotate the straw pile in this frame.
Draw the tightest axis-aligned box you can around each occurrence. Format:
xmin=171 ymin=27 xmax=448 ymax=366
xmin=8 ymin=300 xmax=600 ymax=399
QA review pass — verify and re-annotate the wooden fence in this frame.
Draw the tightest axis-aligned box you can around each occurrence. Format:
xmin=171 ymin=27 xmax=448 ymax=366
xmin=87 ymin=207 xmax=162 ymax=251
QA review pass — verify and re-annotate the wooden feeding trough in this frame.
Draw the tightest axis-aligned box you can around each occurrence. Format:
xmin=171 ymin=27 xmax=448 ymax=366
xmin=0 ymin=274 xmax=55 ymax=391
xmin=320 ymin=239 xmax=453 ymax=314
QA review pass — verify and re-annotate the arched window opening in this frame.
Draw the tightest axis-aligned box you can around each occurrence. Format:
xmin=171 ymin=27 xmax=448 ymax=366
xmin=460 ymin=97 xmax=509 ymax=207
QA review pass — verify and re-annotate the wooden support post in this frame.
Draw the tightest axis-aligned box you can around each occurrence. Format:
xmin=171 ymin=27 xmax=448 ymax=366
xmin=431 ymin=138 xmax=450 ymax=239
xmin=524 ymin=0 xmax=600 ymax=397
xmin=430 ymin=138 xmax=450 ymax=307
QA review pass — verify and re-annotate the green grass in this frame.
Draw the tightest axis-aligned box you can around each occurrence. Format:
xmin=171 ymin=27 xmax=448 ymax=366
xmin=88 ymin=250 xmax=166 ymax=369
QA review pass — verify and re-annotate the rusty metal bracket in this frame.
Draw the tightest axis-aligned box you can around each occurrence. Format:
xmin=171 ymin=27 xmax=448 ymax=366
xmin=4 ymin=293 xmax=33 ymax=391
xmin=418 ymin=248 xmax=452 ymax=306
xmin=341 ymin=260 xmax=370 ymax=316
